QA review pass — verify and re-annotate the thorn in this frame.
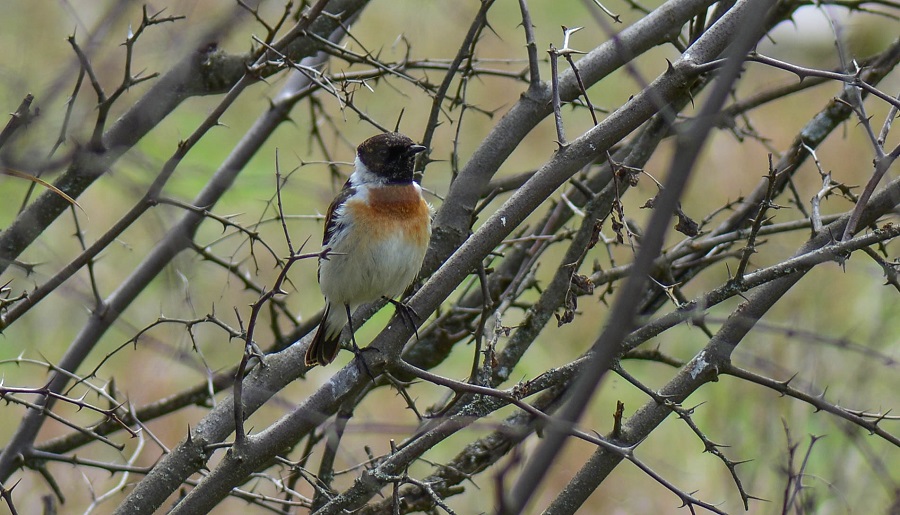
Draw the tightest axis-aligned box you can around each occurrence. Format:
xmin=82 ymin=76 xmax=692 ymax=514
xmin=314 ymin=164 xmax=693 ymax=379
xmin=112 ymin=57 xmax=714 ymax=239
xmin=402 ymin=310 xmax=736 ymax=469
xmin=780 ymin=372 xmax=799 ymax=389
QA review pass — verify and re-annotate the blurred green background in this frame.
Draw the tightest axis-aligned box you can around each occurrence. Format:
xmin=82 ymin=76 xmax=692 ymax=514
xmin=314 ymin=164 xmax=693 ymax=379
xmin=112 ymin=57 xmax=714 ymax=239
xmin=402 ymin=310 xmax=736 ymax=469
xmin=0 ymin=1 xmax=898 ymax=513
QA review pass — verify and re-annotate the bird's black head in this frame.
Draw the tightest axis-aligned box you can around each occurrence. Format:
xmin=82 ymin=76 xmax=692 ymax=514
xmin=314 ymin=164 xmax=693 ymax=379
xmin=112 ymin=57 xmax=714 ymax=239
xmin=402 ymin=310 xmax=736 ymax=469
xmin=356 ymin=132 xmax=426 ymax=184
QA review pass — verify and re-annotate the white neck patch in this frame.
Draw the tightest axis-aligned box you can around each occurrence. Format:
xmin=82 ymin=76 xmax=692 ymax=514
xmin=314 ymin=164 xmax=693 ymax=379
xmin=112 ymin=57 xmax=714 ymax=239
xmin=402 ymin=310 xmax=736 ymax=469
xmin=349 ymin=155 xmax=389 ymax=188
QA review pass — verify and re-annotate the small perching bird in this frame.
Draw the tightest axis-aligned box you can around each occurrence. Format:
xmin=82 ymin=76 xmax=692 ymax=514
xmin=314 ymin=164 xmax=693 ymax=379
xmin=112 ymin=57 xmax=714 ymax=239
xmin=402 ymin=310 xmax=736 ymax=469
xmin=305 ymin=132 xmax=431 ymax=368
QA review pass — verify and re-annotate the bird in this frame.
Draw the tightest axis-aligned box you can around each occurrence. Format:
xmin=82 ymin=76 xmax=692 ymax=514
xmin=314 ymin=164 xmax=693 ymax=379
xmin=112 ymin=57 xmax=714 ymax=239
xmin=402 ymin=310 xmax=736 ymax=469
xmin=305 ymin=132 xmax=431 ymax=368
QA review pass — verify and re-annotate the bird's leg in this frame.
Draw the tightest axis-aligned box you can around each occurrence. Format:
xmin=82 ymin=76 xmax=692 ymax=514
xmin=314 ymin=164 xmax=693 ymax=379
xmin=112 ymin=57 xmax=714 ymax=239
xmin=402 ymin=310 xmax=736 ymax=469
xmin=345 ymin=303 xmax=378 ymax=381
xmin=383 ymin=297 xmax=420 ymax=340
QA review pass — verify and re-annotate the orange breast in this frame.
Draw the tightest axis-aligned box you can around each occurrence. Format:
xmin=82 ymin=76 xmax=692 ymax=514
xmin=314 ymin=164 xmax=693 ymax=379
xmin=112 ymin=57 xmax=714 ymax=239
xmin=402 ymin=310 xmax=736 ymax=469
xmin=346 ymin=184 xmax=431 ymax=247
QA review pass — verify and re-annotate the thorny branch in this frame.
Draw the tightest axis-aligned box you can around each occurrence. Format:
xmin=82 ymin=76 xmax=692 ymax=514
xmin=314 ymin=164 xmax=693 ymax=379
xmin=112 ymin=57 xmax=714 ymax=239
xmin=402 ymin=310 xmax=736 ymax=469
xmin=1 ymin=1 xmax=899 ymax=514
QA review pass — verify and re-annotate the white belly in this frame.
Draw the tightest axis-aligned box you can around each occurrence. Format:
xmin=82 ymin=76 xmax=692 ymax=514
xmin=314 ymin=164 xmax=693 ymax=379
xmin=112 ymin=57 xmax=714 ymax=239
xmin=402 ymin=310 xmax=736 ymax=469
xmin=319 ymin=229 xmax=427 ymax=307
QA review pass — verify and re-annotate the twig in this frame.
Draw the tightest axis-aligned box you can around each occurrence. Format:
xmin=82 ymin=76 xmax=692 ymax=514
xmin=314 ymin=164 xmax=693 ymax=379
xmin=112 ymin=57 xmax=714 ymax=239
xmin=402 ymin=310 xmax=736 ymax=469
xmin=842 ymin=142 xmax=899 ymax=240
xmin=559 ymin=26 xmax=598 ymax=126
xmin=0 ymin=479 xmax=20 ymax=515
xmin=420 ymin=0 xmax=496 ymax=161
xmin=733 ymin=154 xmax=779 ymax=282
xmin=614 ymin=364 xmax=757 ymax=509
xmin=232 ymin=154 xmax=318 ymax=442
xmin=745 ymin=53 xmax=900 ymax=109
xmin=311 ymin=402 xmax=355 ymax=510
xmin=517 ymin=0 xmax=541 ymax=88
xmin=548 ymin=44 xmax=566 ymax=145
xmin=0 ymin=94 xmax=35 ymax=150
xmin=722 ymin=363 xmax=900 ymax=447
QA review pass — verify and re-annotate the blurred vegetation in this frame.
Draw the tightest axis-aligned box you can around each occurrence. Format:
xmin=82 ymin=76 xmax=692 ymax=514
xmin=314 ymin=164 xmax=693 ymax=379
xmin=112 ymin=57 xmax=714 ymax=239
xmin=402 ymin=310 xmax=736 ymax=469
xmin=0 ymin=1 xmax=898 ymax=513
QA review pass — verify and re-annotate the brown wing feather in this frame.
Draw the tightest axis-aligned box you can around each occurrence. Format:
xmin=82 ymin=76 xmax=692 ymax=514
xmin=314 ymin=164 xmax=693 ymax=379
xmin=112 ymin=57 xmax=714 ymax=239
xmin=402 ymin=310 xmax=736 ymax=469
xmin=319 ymin=180 xmax=356 ymax=284
xmin=323 ymin=179 xmax=355 ymax=246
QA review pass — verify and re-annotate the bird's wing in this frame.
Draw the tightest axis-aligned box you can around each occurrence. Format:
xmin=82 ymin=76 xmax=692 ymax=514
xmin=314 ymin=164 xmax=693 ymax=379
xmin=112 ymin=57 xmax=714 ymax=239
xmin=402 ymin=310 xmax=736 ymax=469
xmin=323 ymin=179 xmax=356 ymax=247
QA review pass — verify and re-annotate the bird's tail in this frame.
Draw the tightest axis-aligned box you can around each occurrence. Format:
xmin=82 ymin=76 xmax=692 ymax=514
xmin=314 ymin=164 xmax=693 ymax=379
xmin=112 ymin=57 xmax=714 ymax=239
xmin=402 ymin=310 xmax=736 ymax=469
xmin=305 ymin=303 xmax=346 ymax=367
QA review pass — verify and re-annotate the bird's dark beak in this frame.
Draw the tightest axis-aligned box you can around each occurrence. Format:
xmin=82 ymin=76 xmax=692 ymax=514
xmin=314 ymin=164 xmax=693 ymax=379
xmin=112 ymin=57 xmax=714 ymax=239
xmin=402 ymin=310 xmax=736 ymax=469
xmin=408 ymin=144 xmax=427 ymax=155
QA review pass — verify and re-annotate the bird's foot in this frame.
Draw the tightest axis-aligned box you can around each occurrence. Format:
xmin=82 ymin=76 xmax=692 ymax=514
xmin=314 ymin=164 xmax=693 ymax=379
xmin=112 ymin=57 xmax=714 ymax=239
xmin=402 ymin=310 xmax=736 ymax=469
xmin=383 ymin=297 xmax=421 ymax=340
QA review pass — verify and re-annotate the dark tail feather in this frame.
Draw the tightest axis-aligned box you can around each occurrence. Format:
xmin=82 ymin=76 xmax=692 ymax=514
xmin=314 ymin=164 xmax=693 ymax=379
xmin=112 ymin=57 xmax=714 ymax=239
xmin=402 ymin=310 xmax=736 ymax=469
xmin=305 ymin=304 xmax=341 ymax=367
